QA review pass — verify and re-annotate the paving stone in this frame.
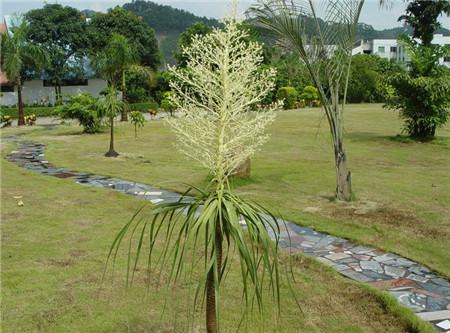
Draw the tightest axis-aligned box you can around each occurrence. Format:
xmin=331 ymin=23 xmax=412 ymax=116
xmin=362 ymin=270 xmax=390 ymax=281
xmin=337 ymin=257 xmax=359 ymax=264
xmin=334 ymin=264 xmax=350 ymax=272
xmin=409 ymin=265 xmax=432 ymax=276
xmin=348 ymin=262 xmax=362 ymax=272
xmin=349 ymin=245 xmax=374 ymax=254
xmin=316 ymin=257 xmax=335 ymax=267
xmin=373 ymin=254 xmax=398 ymax=263
xmin=360 ymin=260 xmax=384 ymax=273
xmin=418 ymin=282 xmax=450 ymax=297
xmin=416 ymin=310 xmax=450 ymax=321
xmin=340 ymin=269 xmax=374 ymax=283
xmin=408 ymin=273 xmax=429 ymax=283
xmin=436 ymin=320 xmax=450 ymax=330
xmin=390 ymin=291 xmax=427 ymax=312
xmin=432 ymin=278 xmax=450 ymax=288
xmin=384 ymin=266 xmax=406 ymax=278
xmin=325 ymin=252 xmax=351 ymax=261
xmin=426 ymin=297 xmax=450 ymax=312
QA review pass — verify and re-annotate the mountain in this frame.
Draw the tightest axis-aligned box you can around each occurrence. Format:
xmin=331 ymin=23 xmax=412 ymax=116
xmin=117 ymin=1 xmax=450 ymax=65
xmin=122 ymin=0 xmax=221 ymax=64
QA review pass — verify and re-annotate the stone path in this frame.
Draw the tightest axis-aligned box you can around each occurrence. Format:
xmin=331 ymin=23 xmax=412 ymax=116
xmin=3 ymin=136 xmax=450 ymax=332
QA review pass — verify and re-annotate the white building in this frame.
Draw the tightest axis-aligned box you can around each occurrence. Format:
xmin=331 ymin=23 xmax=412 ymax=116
xmin=352 ymin=34 xmax=450 ymax=67
xmin=0 ymin=16 xmax=107 ymax=107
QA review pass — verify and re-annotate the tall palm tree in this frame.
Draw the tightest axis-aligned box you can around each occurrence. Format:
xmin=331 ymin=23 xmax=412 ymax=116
xmin=1 ymin=17 xmax=47 ymax=126
xmin=250 ymin=0 xmax=364 ymax=201
xmin=97 ymin=87 xmax=123 ymax=157
xmin=95 ymin=34 xmax=150 ymax=122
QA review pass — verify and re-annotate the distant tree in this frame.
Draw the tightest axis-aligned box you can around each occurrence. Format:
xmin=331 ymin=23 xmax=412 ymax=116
xmin=25 ymin=4 xmax=90 ymax=103
xmin=88 ymin=6 xmax=160 ymax=69
xmin=398 ymin=0 xmax=450 ymax=46
xmin=347 ymin=54 xmax=405 ymax=103
xmin=174 ymin=21 xmax=212 ymax=67
xmin=97 ymin=87 xmax=123 ymax=157
xmin=57 ymin=93 xmax=103 ymax=133
xmin=94 ymin=34 xmax=152 ymax=121
xmin=1 ymin=17 xmax=47 ymax=125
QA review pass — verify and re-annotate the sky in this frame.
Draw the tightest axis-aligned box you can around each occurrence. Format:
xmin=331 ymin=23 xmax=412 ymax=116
xmin=1 ymin=0 xmax=449 ymax=31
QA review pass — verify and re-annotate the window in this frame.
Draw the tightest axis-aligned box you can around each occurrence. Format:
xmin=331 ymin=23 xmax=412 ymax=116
xmin=378 ymin=46 xmax=385 ymax=53
xmin=444 ymin=56 xmax=450 ymax=62
xmin=390 ymin=46 xmax=397 ymax=52
xmin=43 ymin=78 xmax=88 ymax=87
xmin=0 ymin=84 xmax=14 ymax=92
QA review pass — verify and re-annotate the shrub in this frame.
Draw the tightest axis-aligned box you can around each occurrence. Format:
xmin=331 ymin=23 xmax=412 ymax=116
xmin=57 ymin=93 xmax=103 ymax=133
xmin=0 ymin=114 xmax=12 ymax=127
xmin=299 ymin=85 xmax=320 ymax=107
xmin=276 ymin=86 xmax=297 ymax=109
xmin=24 ymin=114 xmax=37 ymax=125
xmin=128 ymin=100 xmax=159 ymax=112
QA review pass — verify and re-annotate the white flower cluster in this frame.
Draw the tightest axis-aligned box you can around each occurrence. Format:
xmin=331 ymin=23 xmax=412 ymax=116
xmin=166 ymin=20 xmax=280 ymax=185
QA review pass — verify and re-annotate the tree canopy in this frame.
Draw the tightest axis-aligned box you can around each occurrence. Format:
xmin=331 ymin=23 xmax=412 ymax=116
xmin=88 ymin=6 xmax=161 ymax=69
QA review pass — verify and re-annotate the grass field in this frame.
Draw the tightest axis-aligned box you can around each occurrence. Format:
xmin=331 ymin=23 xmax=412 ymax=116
xmin=4 ymin=104 xmax=449 ymax=277
xmin=1 ymin=140 xmax=432 ymax=332
xmin=1 ymin=104 xmax=448 ymax=332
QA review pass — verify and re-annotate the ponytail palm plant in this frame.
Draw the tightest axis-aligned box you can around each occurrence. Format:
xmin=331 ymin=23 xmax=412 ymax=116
xmin=250 ymin=0 xmax=365 ymax=201
xmin=108 ymin=20 xmax=283 ymax=333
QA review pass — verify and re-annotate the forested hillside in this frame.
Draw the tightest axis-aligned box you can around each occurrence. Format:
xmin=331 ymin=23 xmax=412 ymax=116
xmin=96 ymin=0 xmax=450 ymax=65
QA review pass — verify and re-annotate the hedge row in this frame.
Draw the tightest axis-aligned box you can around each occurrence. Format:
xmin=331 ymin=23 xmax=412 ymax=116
xmin=1 ymin=102 xmax=160 ymax=119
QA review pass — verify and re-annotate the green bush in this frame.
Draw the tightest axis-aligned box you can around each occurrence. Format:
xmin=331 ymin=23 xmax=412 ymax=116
xmin=299 ymin=86 xmax=319 ymax=107
xmin=57 ymin=93 xmax=103 ymax=134
xmin=276 ymin=86 xmax=298 ymax=110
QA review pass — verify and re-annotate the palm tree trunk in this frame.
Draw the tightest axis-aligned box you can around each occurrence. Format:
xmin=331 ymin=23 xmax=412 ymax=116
xmin=334 ymin=142 xmax=352 ymax=201
xmin=105 ymin=116 xmax=119 ymax=157
xmin=120 ymin=71 xmax=128 ymax=122
xmin=17 ymin=82 xmax=25 ymax=126
xmin=206 ymin=224 xmax=223 ymax=333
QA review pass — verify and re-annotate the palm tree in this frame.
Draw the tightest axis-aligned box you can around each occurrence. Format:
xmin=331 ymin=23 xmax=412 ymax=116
xmin=107 ymin=21 xmax=284 ymax=333
xmin=1 ymin=17 xmax=47 ymax=126
xmin=94 ymin=34 xmax=150 ymax=122
xmin=97 ymin=87 xmax=123 ymax=157
xmin=250 ymin=0 xmax=365 ymax=201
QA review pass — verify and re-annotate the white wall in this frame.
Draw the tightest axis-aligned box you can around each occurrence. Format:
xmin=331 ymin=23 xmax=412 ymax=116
xmin=0 ymin=78 xmax=107 ymax=106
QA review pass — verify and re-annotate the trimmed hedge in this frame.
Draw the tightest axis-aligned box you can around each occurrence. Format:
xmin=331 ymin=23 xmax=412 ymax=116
xmin=1 ymin=101 xmax=160 ymax=119
xmin=0 ymin=106 xmax=58 ymax=118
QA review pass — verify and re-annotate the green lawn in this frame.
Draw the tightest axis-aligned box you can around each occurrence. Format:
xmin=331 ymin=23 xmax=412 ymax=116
xmin=5 ymin=104 xmax=449 ymax=278
xmin=1 ymin=141 xmax=431 ymax=332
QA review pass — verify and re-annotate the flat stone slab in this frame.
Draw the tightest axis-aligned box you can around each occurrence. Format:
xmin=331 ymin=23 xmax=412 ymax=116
xmin=436 ymin=319 xmax=450 ymax=330
xmin=417 ymin=310 xmax=450 ymax=321
xmin=325 ymin=252 xmax=351 ymax=261
xmin=360 ymin=260 xmax=384 ymax=273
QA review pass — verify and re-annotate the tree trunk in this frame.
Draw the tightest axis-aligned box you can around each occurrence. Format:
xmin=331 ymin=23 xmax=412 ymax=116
xmin=232 ymin=158 xmax=251 ymax=177
xmin=17 ymin=82 xmax=25 ymax=126
xmin=206 ymin=224 xmax=223 ymax=333
xmin=334 ymin=144 xmax=352 ymax=201
xmin=120 ymin=71 xmax=128 ymax=122
xmin=105 ymin=116 xmax=119 ymax=157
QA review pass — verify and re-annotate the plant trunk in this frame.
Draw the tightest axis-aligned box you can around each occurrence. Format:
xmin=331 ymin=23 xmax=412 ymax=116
xmin=17 ymin=82 xmax=25 ymax=126
xmin=105 ymin=116 xmax=119 ymax=157
xmin=334 ymin=144 xmax=352 ymax=201
xmin=120 ymin=71 xmax=128 ymax=122
xmin=206 ymin=224 xmax=223 ymax=333
xmin=411 ymin=124 xmax=436 ymax=140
